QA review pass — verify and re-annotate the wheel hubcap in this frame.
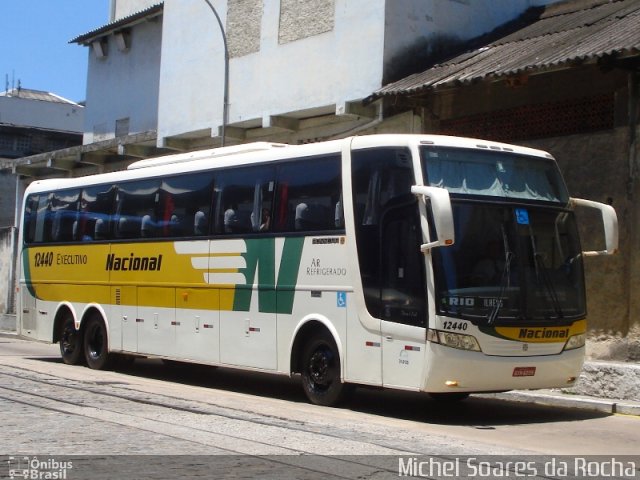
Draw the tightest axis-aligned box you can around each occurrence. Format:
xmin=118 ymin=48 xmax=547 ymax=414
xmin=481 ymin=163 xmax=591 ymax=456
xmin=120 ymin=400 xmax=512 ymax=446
xmin=61 ymin=327 xmax=75 ymax=354
xmin=309 ymin=347 xmax=331 ymax=387
xmin=88 ymin=325 xmax=103 ymax=359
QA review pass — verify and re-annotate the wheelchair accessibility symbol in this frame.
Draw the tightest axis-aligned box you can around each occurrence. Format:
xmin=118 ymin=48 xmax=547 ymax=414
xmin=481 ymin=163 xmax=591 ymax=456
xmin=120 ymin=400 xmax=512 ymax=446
xmin=337 ymin=292 xmax=347 ymax=308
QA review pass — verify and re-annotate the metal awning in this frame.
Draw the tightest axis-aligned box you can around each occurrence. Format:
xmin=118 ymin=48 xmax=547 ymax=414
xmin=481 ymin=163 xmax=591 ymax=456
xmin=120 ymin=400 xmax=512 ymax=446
xmin=70 ymin=3 xmax=164 ymax=46
xmin=369 ymin=0 xmax=640 ymax=101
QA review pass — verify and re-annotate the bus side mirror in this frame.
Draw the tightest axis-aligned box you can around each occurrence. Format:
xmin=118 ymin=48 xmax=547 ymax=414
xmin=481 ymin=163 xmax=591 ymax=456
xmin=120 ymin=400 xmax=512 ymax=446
xmin=570 ymin=197 xmax=619 ymax=256
xmin=411 ymin=185 xmax=455 ymax=252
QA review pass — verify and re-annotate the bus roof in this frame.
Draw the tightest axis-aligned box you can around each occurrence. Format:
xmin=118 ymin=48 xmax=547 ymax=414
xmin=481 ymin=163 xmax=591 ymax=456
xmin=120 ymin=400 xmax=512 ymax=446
xmin=23 ymin=134 xmax=554 ymax=195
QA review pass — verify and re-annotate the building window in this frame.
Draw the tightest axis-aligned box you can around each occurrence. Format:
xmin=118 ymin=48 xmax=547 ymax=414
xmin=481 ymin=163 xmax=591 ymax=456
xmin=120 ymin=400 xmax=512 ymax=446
xmin=279 ymin=0 xmax=335 ymax=44
xmin=0 ymin=134 xmax=14 ymax=151
xmin=115 ymin=117 xmax=130 ymax=138
xmin=93 ymin=123 xmax=109 ymax=142
xmin=0 ymin=134 xmax=31 ymax=154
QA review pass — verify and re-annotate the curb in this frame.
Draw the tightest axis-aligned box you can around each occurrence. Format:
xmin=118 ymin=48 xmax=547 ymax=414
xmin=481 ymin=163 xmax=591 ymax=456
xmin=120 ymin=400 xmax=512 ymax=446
xmin=0 ymin=330 xmax=19 ymax=339
xmin=488 ymin=390 xmax=640 ymax=417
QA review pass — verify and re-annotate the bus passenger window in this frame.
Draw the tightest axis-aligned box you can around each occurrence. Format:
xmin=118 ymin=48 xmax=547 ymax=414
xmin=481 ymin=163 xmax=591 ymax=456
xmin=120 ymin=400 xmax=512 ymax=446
xmin=49 ymin=190 xmax=80 ymax=243
xmin=114 ymin=179 xmax=160 ymax=240
xmin=78 ymin=185 xmax=115 ymax=242
xmin=274 ymin=155 xmax=341 ymax=233
xmin=215 ymin=166 xmax=274 ymax=235
xmin=23 ymin=195 xmax=39 ymax=244
xmin=159 ymin=172 xmax=214 ymax=238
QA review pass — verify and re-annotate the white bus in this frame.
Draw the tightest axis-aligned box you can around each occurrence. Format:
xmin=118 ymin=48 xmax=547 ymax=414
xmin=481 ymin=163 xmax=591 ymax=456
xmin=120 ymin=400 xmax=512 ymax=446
xmin=17 ymin=134 xmax=618 ymax=405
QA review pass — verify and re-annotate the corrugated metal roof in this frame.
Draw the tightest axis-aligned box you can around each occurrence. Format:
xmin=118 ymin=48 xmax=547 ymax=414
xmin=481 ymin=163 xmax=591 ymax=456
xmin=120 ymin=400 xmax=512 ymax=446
xmin=70 ymin=2 xmax=163 ymax=45
xmin=372 ymin=0 xmax=640 ymax=100
xmin=0 ymin=88 xmax=81 ymax=105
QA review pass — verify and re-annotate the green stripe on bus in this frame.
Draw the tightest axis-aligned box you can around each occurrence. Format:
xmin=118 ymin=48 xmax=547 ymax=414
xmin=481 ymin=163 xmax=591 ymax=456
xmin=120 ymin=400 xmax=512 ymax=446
xmin=233 ymin=237 xmax=304 ymax=314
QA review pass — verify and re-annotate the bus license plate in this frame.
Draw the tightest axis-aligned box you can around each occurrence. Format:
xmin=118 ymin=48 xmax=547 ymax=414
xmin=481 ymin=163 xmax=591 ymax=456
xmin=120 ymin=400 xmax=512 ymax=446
xmin=513 ymin=366 xmax=536 ymax=377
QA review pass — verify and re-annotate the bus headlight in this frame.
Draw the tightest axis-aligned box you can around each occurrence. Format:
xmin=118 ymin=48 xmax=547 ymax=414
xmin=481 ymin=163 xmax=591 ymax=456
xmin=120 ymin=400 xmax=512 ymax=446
xmin=427 ymin=329 xmax=482 ymax=352
xmin=563 ymin=333 xmax=586 ymax=351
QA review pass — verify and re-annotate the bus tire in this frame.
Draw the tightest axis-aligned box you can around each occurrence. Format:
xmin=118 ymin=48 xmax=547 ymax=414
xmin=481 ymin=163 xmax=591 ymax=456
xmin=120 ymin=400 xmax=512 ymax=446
xmin=59 ymin=312 xmax=83 ymax=365
xmin=300 ymin=332 xmax=347 ymax=407
xmin=83 ymin=314 xmax=112 ymax=370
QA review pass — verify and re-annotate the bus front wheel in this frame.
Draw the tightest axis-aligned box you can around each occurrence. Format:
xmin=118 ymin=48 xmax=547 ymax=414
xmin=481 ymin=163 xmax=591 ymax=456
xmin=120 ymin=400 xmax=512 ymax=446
xmin=59 ymin=313 xmax=83 ymax=365
xmin=300 ymin=333 xmax=347 ymax=407
xmin=83 ymin=314 xmax=112 ymax=370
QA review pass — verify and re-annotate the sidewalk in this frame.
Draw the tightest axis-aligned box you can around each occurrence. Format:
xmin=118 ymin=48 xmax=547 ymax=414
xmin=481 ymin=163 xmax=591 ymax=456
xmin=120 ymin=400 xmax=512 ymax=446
xmin=489 ymin=389 xmax=640 ymax=416
xmin=486 ymin=359 xmax=640 ymax=416
xmin=1 ymin=327 xmax=638 ymax=416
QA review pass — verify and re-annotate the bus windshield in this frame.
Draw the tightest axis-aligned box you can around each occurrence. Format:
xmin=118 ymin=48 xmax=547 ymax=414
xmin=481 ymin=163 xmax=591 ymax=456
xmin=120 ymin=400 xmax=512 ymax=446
xmin=421 ymin=147 xmax=585 ymax=324
xmin=429 ymin=203 xmax=586 ymax=323
xmin=422 ymin=146 xmax=569 ymax=203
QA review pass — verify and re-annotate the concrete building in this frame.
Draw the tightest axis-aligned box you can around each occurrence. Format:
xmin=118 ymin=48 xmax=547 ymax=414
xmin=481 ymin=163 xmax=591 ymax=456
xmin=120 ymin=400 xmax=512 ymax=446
xmin=80 ymin=3 xmax=162 ymax=146
xmin=72 ymin=0 xmax=555 ymax=153
xmin=2 ymin=0 xmax=556 ymax=177
xmin=1 ymin=88 xmax=84 ymax=179
xmin=0 ymin=88 xmax=83 ymax=318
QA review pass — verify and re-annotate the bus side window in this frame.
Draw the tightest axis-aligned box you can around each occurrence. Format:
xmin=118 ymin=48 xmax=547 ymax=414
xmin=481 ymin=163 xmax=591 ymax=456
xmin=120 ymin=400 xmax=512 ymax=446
xmin=352 ymin=148 xmax=419 ymax=321
xmin=115 ymin=179 xmax=160 ymax=240
xmin=34 ymin=195 xmax=50 ymax=243
xmin=159 ymin=172 xmax=215 ymax=238
xmin=78 ymin=185 xmax=115 ymax=242
xmin=23 ymin=195 xmax=39 ymax=244
xmin=274 ymin=155 xmax=341 ymax=233
xmin=215 ymin=166 xmax=274 ymax=235
xmin=49 ymin=190 xmax=80 ymax=243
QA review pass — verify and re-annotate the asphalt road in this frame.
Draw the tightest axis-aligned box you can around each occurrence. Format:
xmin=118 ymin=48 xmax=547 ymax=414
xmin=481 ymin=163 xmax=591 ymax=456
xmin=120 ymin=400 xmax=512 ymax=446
xmin=1 ymin=336 xmax=638 ymax=479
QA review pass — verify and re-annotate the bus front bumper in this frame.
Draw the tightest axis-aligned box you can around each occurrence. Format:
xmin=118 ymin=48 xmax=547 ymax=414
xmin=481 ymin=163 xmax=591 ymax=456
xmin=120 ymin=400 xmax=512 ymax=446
xmin=422 ymin=343 xmax=585 ymax=393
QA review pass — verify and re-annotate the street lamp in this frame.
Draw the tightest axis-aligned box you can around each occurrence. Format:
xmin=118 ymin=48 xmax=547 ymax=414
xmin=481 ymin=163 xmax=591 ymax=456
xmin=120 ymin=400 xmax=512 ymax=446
xmin=202 ymin=0 xmax=229 ymax=147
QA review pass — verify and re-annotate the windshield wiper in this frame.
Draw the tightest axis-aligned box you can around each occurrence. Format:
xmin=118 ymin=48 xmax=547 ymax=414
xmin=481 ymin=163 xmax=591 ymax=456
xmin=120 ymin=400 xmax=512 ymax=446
xmin=487 ymin=227 xmax=514 ymax=325
xmin=528 ymin=226 xmax=564 ymax=319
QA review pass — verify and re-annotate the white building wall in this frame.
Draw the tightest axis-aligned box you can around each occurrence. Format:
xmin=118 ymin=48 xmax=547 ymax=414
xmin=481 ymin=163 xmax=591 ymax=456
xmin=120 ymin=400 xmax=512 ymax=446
xmin=231 ymin=0 xmax=386 ymax=122
xmin=97 ymin=0 xmax=566 ymax=147
xmin=0 ymin=96 xmax=83 ymax=133
xmin=157 ymin=0 xmax=221 ymax=141
xmin=157 ymin=0 xmax=558 ymax=145
xmin=157 ymin=0 xmax=387 ymax=144
xmin=83 ymin=16 xmax=162 ymax=144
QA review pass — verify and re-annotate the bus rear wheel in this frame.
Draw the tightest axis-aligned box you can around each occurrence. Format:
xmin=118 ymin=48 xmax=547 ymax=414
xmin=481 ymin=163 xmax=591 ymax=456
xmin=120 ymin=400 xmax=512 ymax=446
xmin=300 ymin=333 xmax=347 ymax=407
xmin=83 ymin=314 xmax=112 ymax=370
xmin=59 ymin=313 xmax=83 ymax=365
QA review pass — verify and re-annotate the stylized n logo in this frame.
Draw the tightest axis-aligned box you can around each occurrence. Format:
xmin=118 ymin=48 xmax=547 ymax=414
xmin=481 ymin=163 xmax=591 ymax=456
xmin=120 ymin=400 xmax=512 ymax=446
xmin=233 ymin=237 xmax=304 ymax=314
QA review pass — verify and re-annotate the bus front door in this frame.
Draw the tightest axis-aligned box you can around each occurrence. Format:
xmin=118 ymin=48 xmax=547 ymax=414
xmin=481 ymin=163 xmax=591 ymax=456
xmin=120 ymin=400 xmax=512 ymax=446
xmin=379 ymin=201 xmax=427 ymax=389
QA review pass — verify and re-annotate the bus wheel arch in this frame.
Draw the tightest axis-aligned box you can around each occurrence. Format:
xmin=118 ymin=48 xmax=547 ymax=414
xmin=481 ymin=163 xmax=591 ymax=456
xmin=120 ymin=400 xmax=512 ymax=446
xmin=290 ymin=319 xmax=349 ymax=406
xmin=82 ymin=309 xmax=112 ymax=370
xmin=54 ymin=304 xmax=83 ymax=365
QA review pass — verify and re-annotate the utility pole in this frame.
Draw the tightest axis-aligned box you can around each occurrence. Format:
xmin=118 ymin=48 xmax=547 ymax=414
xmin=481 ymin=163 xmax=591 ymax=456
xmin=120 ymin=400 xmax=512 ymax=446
xmin=202 ymin=0 xmax=229 ymax=147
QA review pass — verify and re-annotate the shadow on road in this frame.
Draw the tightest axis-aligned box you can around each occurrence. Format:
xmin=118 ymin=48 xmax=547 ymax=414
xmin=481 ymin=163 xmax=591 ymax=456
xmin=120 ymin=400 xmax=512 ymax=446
xmin=31 ymin=355 xmax=609 ymax=427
